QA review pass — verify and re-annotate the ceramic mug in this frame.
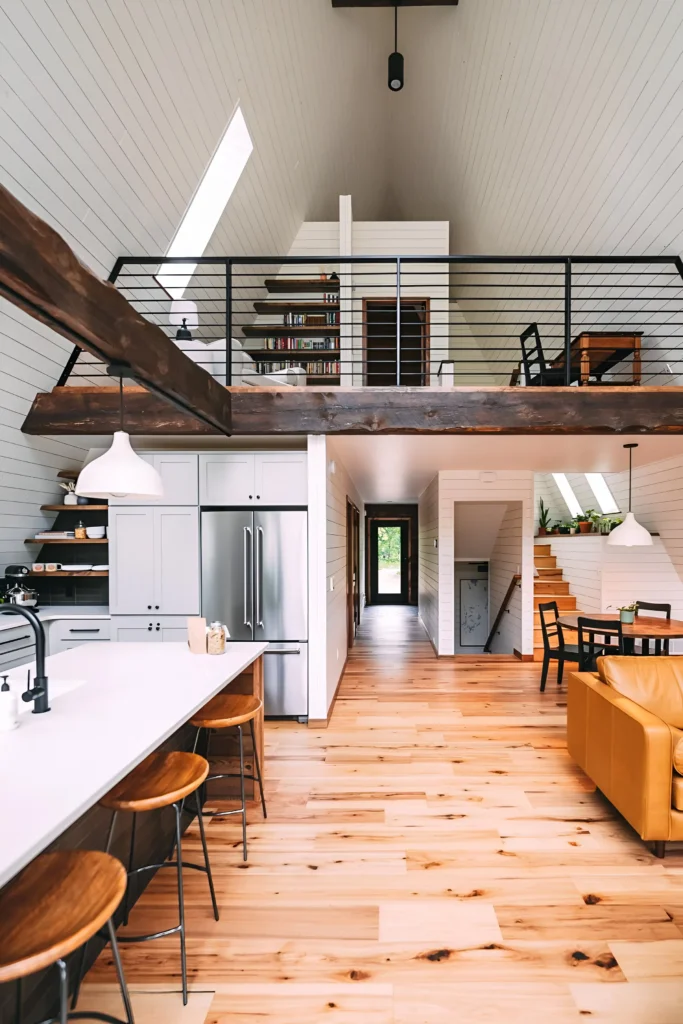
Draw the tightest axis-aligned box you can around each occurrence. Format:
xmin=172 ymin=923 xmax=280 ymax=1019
xmin=45 ymin=563 xmax=63 ymax=572
xmin=32 ymin=563 xmax=45 ymax=572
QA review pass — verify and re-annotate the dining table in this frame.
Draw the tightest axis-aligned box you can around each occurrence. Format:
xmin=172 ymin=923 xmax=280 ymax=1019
xmin=558 ymin=612 xmax=683 ymax=655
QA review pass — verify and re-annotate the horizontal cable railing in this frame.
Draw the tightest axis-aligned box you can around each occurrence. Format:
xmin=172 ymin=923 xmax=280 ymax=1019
xmin=58 ymin=255 xmax=683 ymax=389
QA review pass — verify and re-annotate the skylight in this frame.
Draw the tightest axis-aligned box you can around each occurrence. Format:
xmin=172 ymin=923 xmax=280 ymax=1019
xmin=157 ymin=106 xmax=253 ymax=299
xmin=585 ymin=473 xmax=620 ymax=514
xmin=552 ymin=473 xmax=583 ymax=518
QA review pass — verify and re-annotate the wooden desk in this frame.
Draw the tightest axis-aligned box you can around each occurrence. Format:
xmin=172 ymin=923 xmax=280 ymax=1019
xmin=511 ymin=331 xmax=643 ymax=386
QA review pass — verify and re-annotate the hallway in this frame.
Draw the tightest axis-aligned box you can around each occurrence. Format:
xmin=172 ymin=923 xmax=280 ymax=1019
xmin=87 ymin=607 xmax=683 ymax=1022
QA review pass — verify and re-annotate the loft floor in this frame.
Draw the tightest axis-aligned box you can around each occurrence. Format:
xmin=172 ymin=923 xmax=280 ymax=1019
xmin=84 ymin=607 xmax=683 ymax=1023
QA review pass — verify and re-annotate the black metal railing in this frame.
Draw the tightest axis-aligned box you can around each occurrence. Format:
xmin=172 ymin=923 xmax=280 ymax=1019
xmin=58 ymin=254 xmax=683 ymax=389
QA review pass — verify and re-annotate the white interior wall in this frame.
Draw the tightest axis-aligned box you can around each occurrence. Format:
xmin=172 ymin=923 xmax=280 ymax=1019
xmin=418 ymin=476 xmax=440 ymax=651
xmin=438 ymin=472 xmax=534 ymax=657
xmin=454 ymin=502 xmax=507 ymax=560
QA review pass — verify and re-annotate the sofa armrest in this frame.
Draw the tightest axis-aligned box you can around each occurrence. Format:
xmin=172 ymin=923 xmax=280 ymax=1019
xmin=567 ymin=671 xmax=673 ymax=840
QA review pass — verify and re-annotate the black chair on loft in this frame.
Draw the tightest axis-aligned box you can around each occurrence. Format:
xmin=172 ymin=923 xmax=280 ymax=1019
xmin=519 ymin=323 xmax=567 ymax=386
xmin=538 ymin=601 xmax=580 ymax=692
xmin=577 ymin=616 xmax=625 ymax=671
xmin=636 ymin=601 xmax=672 ymax=655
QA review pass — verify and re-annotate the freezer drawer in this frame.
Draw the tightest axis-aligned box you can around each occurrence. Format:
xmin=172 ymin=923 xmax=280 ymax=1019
xmin=263 ymin=642 xmax=308 ymax=718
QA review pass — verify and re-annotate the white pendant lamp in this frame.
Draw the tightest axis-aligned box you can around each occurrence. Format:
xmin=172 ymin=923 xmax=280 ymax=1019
xmin=607 ymin=443 xmax=652 ymax=547
xmin=76 ymin=369 xmax=163 ymax=500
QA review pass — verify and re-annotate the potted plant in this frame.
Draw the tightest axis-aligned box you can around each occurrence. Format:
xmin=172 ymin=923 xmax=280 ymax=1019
xmin=538 ymin=499 xmax=551 ymax=537
xmin=616 ymin=601 xmax=637 ymax=625
xmin=609 ymin=517 xmax=623 ymax=532
xmin=558 ymin=522 xmax=571 ymax=535
xmin=569 ymin=521 xmax=578 ymax=535
xmin=575 ymin=513 xmax=593 ymax=534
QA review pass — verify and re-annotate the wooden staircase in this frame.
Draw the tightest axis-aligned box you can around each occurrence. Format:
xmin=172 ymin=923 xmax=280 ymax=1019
xmin=533 ymin=543 xmax=577 ymax=661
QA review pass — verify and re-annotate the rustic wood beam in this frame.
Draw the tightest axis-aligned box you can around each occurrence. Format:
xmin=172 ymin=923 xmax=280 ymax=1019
xmin=22 ymin=385 xmax=683 ymax=436
xmin=0 ymin=183 xmax=231 ymax=435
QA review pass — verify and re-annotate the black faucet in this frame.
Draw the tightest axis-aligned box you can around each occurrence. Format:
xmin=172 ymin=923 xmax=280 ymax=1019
xmin=0 ymin=606 xmax=50 ymax=713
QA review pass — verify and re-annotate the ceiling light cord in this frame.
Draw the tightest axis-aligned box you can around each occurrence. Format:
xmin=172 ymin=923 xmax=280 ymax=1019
xmin=394 ymin=3 xmax=398 ymax=51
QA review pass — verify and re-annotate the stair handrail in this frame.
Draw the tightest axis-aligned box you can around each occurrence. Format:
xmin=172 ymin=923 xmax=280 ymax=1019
xmin=483 ymin=573 xmax=521 ymax=653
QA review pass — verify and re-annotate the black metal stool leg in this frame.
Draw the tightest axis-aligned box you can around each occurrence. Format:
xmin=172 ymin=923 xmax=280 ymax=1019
xmin=15 ymin=977 xmax=22 ymax=1024
xmin=72 ymin=812 xmax=118 ymax=1010
xmin=194 ymin=789 xmax=219 ymax=920
xmin=249 ymin=718 xmax=267 ymax=819
xmin=123 ymin=813 xmax=136 ymax=927
xmin=173 ymin=802 xmax=188 ymax=1005
xmin=57 ymin=959 xmax=68 ymax=1024
xmin=107 ymin=917 xmax=135 ymax=1024
xmin=238 ymin=725 xmax=247 ymax=861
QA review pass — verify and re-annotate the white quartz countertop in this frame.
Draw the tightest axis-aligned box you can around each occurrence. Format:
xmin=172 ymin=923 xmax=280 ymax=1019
xmin=0 ymin=605 xmax=110 ymax=633
xmin=0 ymin=640 xmax=267 ymax=888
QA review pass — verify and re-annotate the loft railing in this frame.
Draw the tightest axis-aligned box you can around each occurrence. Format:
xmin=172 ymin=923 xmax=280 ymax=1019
xmin=57 ymin=254 xmax=683 ymax=389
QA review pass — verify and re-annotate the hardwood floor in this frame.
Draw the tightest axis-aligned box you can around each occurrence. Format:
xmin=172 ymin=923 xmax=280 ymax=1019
xmin=85 ymin=606 xmax=683 ymax=1022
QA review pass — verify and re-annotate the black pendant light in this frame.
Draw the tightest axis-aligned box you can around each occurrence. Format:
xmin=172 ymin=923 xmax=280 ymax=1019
xmin=175 ymin=317 xmax=192 ymax=342
xmin=388 ymin=5 xmax=404 ymax=91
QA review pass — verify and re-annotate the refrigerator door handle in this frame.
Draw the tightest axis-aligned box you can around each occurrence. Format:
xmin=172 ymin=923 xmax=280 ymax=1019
xmin=243 ymin=526 xmax=252 ymax=628
xmin=263 ymin=649 xmax=301 ymax=656
xmin=255 ymin=526 xmax=264 ymax=629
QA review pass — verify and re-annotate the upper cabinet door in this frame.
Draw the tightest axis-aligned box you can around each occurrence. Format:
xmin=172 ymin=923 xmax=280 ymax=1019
xmin=154 ymin=507 xmax=200 ymax=614
xmin=199 ymin=453 xmax=255 ymax=505
xmin=109 ymin=453 xmax=198 ymax=505
xmin=109 ymin=508 xmax=155 ymax=614
xmin=254 ymin=452 xmax=308 ymax=506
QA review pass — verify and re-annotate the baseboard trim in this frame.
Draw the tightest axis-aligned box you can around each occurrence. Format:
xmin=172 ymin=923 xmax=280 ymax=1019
xmin=514 ymin=649 xmax=535 ymax=662
xmin=308 ymin=653 xmax=347 ymax=729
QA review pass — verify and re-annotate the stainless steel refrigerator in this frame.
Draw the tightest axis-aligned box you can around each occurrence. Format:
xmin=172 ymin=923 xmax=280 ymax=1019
xmin=201 ymin=510 xmax=308 ymax=717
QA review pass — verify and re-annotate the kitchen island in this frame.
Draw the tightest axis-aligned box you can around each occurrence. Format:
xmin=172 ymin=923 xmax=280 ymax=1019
xmin=0 ymin=640 xmax=267 ymax=889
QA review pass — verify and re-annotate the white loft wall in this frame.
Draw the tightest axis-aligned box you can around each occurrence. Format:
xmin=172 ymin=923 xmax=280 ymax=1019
xmin=418 ymin=476 xmax=439 ymax=651
xmin=488 ymin=503 xmax=524 ymax=656
xmin=0 ymin=1 xmax=390 ymax=573
xmin=546 ymin=536 xmax=603 ymax=616
xmin=326 ymin=440 xmax=364 ymax=714
xmin=438 ymin=472 xmax=534 ymax=657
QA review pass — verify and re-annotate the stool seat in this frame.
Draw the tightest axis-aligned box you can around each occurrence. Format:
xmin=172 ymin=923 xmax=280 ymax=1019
xmin=101 ymin=751 xmax=209 ymax=812
xmin=0 ymin=851 xmax=126 ymax=984
xmin=190 ymin=694 xmax=262 ymax=730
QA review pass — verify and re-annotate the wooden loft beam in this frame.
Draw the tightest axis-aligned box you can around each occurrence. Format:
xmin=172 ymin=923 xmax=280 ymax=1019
xmin=22 ymin=385 xmax=683 ymax=436
xmin=0 ymin=183 xmax=231 ymax=435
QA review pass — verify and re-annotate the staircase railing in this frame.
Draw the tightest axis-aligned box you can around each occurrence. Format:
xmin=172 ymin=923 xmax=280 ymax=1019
xmin=483 ymin=574 xmax=521 ymax=653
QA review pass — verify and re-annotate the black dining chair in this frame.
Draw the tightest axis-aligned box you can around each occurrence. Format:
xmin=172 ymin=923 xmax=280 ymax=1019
xmin=519 ymin=323 xmax=566 ymax=387
xmin=635 ymin=601 xmax=671 ymax=656
xmin=577 ymin=616 xmax=624 ymax=671
xmin=538 ymin=601 xmax=580 ymax=692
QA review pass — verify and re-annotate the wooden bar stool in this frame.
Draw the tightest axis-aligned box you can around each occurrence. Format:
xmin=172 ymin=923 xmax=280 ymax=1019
xmin=74 ymin=751 xmax=218 ymax=1008
xmin=0 ymin=850 xmax=134 ymax=1024
xmin=190 ymin=694 xmax=267 ymax=861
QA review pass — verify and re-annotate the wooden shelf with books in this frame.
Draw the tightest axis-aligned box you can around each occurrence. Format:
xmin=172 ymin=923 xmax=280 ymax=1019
xmin=247 ymin=349 xmax=341 ymax=361
xmin=243 ymin=324 xmax=340 ymax=338
xmin=253 ymin=301 xmax=340 ymax=315
xmin=264 ymin=278 xmax=339 ymax=294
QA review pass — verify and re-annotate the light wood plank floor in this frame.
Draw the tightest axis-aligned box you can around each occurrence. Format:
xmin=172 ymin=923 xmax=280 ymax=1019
xmin=86 ymin=606 xmax=683 ymax=1022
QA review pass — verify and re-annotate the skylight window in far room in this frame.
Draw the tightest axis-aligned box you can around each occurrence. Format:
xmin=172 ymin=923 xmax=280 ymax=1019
xmin=157 ymin=106 xmax=253 ymax=299
xmin=552 ymin=473 xmax=583 ymax=518
xmin=585 ymin=473 xmax=620 ymax=514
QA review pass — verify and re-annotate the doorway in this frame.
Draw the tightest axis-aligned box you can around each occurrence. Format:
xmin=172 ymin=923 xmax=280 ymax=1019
xmin=365 ymin=504 xmax=418 ymax=606
xmin=346 ymin=499 xmax=361 ymax=648
xmin=454 ymin=561 xmax=489 ymax=654
xmin=363 ymin=299 xmax=430 ymax=386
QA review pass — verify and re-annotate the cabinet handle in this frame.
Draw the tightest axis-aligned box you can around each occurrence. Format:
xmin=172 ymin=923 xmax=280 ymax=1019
xmin=263 ymin=649 xmax=300 ymax=656
xmin=147 ymin=605 xmax=152 ymax=610
xmin=147 ymin=624 xmax=152 ymax=631
xmin=68 ymin=628 xmax=100 ymax=634
xmin=155 ymin=605 xmax=159 ymax=610
xmin=0 ymin=634 xmax=31 ymax=646
xmin=249 ymin=494 xmax=253 ymax=499
xmin=155 ymin=624 xmax=160 ymax=631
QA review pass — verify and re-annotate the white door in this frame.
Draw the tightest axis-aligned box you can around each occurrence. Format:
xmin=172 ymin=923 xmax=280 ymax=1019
xmin=254 ymin=452 xmax=307 ymax=505
xmin=109 ymin=508 xmax=155 ymax=614
xmin=454 ymin=562 xmax=489 ymax=654
xmin=199 ymin=453 xmax=255 ymax=505
xmin=154 ymin=506 xmax=200 ymax=614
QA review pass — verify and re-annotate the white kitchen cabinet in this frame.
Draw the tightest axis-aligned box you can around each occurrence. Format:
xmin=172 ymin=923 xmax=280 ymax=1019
xmin=47 ymin=618 xmax=110 ymax=655
xmin=0 ymin=624 xmax=36 ymax=673
xmin=109 ymin=453 xmax=198 ymax=506
xmin=110 ymin=616 xmax=190 ymax=642
xmin=199 ymin=451 xmax=307 ymax=506
xmin=109 ymin=506 xmax=199 ymax=616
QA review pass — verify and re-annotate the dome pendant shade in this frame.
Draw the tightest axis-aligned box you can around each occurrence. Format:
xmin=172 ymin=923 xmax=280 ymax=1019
xmin=607 ymin=510 xmax=653 ymax=547
xmin=75 ymin=432 xmax=164 ymax=500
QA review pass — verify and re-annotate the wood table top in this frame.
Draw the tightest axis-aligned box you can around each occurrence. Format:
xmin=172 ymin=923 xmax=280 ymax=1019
xmin=558 ymin=612 xmax=683 ymax=640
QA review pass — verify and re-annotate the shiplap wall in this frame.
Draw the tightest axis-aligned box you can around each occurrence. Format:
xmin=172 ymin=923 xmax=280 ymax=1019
xmin=438 ymin=472 xmax=534 ymax=656
xmin=418 ymin=476 xmax=439 ymax=650
xmin=0 ymin=0 xmax=389 ymax=573
xmin=546 ymin=536 xmax=603 ymax=615
xmin=488 ymin=503 xmax=523 ymax=655
xmin=326 ymin=440 xmax=364 ymax=712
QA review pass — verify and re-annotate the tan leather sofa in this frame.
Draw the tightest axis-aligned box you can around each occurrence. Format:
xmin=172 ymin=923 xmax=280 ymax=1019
xmin=567 ymin=656 xmax=683 ymax=857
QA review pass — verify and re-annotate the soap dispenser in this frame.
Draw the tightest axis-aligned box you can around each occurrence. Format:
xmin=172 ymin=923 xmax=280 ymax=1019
xmin=0 ymin=675 xmax=19 ymax=732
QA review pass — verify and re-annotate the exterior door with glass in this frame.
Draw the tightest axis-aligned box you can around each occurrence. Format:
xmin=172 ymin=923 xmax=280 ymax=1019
xmin=369 ymin=519 xmax=409 ymax=604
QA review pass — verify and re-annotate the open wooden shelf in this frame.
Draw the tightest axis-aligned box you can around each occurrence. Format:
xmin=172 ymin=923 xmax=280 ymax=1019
xmin=264 ymin=278 xmax=339 ymax=294
xmin=40 ymin=504 xmax=108 ymax=512
xmin=25 ymin=538 xmax=108 ymax=545
xmin=253 ymin=301 xmax=339 ymax=315
xmin=57 ymin=469 xmax=79 ymax=481
xmin=247 ymin=349 xmax=341 ymax=362
xmin=243 ymin=324 xmax=340 ymax=339
xmin=28 ymin=570 xmax=108 ymax=578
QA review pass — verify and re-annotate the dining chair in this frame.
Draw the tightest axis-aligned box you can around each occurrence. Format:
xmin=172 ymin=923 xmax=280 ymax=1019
xmin=635 ymin=601 xmax=671 ymax=656
xmin=577 ymin=616 xmax=624 ymax=671
xmin=538 ymin=601 xmax=580 ymax=692
xmin=519 ymin=324 xmax=566 ymax=387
